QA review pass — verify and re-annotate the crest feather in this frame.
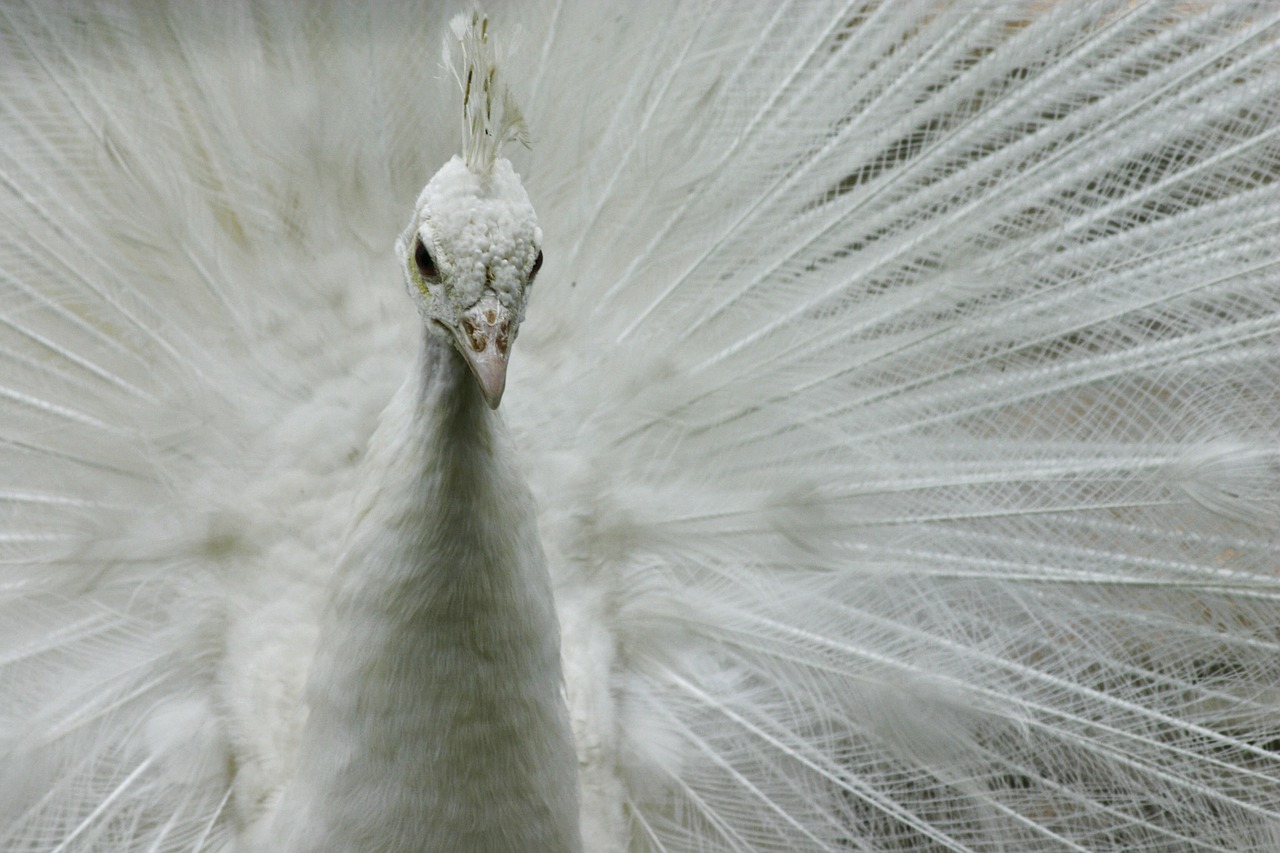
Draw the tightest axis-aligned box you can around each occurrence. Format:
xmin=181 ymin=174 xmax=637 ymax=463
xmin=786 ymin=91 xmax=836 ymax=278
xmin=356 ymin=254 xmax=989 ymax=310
xmin=447 ymin=11 xmax=529 ymax=174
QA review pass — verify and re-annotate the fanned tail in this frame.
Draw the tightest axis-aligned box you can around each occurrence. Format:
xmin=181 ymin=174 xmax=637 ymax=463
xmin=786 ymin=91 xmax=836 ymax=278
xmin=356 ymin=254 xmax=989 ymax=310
xmin=513 ymin=1 xmax=1280 ymax=849
xmin=2 ymin=1 xmax=1280 ymax=852
xmin=0 ymin=2 xmax=437 ymax=849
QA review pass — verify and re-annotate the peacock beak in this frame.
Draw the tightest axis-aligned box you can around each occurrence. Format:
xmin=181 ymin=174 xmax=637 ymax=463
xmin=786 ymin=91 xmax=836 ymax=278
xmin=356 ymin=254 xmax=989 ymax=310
xmin=456 ymin=293 xmax=514 ymax=409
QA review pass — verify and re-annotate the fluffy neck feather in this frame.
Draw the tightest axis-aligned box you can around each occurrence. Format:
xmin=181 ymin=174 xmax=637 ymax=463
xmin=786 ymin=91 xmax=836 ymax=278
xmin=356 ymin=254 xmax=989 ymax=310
xmin=270 ymin=328 xmax=581 ymax=853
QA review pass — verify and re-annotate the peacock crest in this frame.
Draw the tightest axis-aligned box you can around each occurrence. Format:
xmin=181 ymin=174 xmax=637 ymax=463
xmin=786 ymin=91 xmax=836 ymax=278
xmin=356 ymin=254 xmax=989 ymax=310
xmin=447 ymin=11 xmax=529 ymax=175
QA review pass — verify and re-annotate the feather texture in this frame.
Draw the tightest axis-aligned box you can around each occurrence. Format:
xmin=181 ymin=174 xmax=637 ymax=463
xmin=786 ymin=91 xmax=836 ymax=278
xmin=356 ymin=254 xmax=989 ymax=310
xmin=2 ymin=1 xmax=1279 ymax=851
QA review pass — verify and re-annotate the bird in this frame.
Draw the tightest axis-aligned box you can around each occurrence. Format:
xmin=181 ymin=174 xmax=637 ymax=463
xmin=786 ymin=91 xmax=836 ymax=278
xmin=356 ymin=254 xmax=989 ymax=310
xmin=2 ymin=1 xmax=1279 ymax=851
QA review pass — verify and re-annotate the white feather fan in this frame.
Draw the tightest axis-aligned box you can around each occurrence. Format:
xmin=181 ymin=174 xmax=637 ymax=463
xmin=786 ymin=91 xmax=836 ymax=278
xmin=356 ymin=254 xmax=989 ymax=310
xmin=2 ymin=2 xmax=1279 ymax=851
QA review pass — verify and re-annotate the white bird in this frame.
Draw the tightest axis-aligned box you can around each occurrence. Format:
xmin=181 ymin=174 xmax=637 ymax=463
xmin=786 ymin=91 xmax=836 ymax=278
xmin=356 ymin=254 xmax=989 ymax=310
xmin=2 ymin=2 xmax=1280 ymax=852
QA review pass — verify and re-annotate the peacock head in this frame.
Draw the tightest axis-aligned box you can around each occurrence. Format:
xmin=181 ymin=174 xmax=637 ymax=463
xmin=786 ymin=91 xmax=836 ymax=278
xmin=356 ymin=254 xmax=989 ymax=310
xmin=398 ymin=155 xmax=543 ymax=409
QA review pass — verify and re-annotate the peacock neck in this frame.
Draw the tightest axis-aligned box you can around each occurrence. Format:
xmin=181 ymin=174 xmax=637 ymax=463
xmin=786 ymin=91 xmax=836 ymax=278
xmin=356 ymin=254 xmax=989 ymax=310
xmin=270 ymin=328 xmax=582 ymax=853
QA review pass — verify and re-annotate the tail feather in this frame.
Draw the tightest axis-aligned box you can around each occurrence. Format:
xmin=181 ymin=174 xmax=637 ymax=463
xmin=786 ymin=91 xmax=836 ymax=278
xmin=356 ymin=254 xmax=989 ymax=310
xmin=519 ymin=1 xmax=1280 ymax=850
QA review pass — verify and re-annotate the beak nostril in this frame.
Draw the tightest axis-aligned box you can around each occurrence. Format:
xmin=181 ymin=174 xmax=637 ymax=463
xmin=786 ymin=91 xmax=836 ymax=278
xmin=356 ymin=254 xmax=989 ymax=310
xmin=485 ymin=309 xmax=496 ymax=324
xmin=461 ymin=319 xmax=486 ymax=352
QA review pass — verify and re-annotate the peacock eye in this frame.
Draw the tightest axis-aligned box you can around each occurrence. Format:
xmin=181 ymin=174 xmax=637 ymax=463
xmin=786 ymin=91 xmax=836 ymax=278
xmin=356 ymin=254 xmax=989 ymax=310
xmin=414 ymin=238 xmax=437 ymax=279
xmin=530 ymin=249 xmax=543 ymax=278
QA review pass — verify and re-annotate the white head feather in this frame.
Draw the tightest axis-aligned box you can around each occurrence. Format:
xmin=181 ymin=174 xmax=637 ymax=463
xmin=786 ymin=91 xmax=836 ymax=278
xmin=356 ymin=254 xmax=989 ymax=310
xmin=396 ymin=14 xmax=542 ymax=408
xmin=446 ymin=11 xmax=530 ymax=176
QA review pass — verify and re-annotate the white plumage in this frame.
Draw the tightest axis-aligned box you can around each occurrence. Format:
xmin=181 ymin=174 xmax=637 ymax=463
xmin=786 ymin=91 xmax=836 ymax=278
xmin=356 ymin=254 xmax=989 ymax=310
xmin=3 ymin=2 xmax=1280 ymax=851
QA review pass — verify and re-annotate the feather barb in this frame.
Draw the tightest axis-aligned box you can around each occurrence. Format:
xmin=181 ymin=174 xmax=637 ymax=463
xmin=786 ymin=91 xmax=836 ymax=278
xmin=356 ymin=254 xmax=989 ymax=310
xmin=447 ymin=10 xmax=529 ymax=174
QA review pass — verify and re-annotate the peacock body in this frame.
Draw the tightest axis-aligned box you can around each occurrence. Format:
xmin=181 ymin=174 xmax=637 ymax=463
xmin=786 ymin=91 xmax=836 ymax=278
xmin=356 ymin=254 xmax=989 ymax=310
xmin=3 ymin=1 xmax=1280 ymax=851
